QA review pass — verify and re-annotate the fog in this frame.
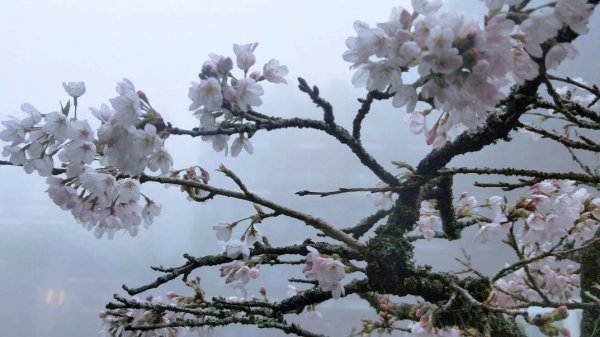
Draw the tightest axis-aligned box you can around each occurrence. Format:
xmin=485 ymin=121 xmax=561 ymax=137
xmin=0 ymin=1 xmax=599 ymax=336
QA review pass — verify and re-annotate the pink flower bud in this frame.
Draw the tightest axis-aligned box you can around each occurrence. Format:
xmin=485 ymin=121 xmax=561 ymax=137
xmin=400 ymin=9 xmax=412 ymax=28
xmin=426 ymin=122 xmax=439 ymax=145
xmin=137 ymin=90 xmax=149 ymax=104
xmin=249 ymin=71 xmax=261 ymax=80
xmin=217 ymin=57 xmax=234 ymax=74
xmin=558 ymin=306 xmax=569 ymax=315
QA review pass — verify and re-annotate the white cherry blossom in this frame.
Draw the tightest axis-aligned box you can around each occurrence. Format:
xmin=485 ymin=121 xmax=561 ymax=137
xmin=62 ymin=81 xmax=86 ymax=98
xmin=262 ymin=59 xmax=288 ymax=84
xmin=188 ymin=77 xmax=223 ymax=112
xmin=225 ymin=240 xmax=250 ymax=260
xmin=148 ymin=146 xmax=173 ymax=175
xmin=233 ymin=42 xmax=258 ymax=72
xmin=412 ymin=0 xmax=442 ymax=15
xmin=234 ymin=78 xmax=263 ymax=112
xmin=212 ymin=222 xmax=233 ymax=242
xmin=230 ymin=133 xmax=254 ymax=157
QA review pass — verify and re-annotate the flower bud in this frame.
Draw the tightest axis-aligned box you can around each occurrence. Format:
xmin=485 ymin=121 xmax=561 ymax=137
xmin=249 ymin=71 xmax=261 ymax=80
xmin=217 ymin=57 xmax=234 ymax=74
xmin=137 ymin=90 xmax=149 ymax=104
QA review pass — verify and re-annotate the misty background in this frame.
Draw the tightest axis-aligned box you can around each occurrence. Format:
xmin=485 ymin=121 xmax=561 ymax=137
xmin=0 ymin=1 xmax=599 ymax=336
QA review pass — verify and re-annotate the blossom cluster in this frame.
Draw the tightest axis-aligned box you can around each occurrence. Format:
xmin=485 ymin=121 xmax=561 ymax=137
xmin=491 ymin=259 xmax=579 ymax=306
xmin=219 ymin=260 xmax=260 ymax=299
xmin=100 ymin=295 xmax=181 ymax=337
xmin=414 ymin=200 xmax=442 ymax=240
xmin=343 ymin=0 xmax=592 ymax=147
xmin=469 ymin=180 xmax=600 ymax=307
xmin=47 ymin=173 xmax=160 ymax=239
xmin=405 ymin=180 xmax=595 ymax=310
xmin=1 ymin=81 xmax=167 ymax=238
xmin=101 ymin=278 xmax=215 ymax=337
xmin=411 ymin=193 xmax=480 ymax=241
xmin=93 ymin=80 xmax=173 ymax=176
xmin=189 ymin=43 xmax=288 ymax=157
xmin=476 ymin=180 xmax=600 ymax=249
xmin=409 ymin=303 xmax=463 ymax=337
xmin=367 ymin=181 xmax=397 ymax=210
xmin=302 ymin=246 xmax=346 ymax=299
xmin=211 ymin=215 xmax=265 ymax=297
xmin=552 ymin=77 xmax=600 ymax=112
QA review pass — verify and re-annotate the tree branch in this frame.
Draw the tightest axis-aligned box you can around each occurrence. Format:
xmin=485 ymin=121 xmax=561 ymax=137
xmin=140 ymin=174 xmax=365 ymax=250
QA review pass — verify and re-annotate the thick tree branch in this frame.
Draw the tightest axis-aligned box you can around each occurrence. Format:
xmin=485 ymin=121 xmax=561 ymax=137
xmin=439 ymin=166 xmax=600 ymax=185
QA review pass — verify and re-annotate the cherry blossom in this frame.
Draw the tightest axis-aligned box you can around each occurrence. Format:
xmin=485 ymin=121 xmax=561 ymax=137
xmin=188 ymin=77 xmax=223 ymax=112
xmin=225 ymin=240 xmax=250 ymax=260
xmin=343 ymin=3 xmax=548 ymax=147
xmin=62 ymin=81 xmax=86 ymax=98
xmin=263 ymin=59 xmax=289 ymax=84
xmin=368 ymin=181 xmax=396 ymax=210
xmin=233 ymin=42 xmax=258 ymax=73
xmin=0 ymin=2 xmax=598 ymax=335
xmin=230 ymin=133 xmax=254 ymax=157
xmin=302 ymin=246 xmax=346 ymax=299
xmin=212 ymin=222 xmax=233 ymax=242
xmin=233 ymin=78 xmax=263 ymax=112
xmin=414 ymin=200 xmax=442 ymax=240
xmin=411 ymin=0 xmax=442 ymax=15
xmin=545 ymin=43 xmax=579 ymax=70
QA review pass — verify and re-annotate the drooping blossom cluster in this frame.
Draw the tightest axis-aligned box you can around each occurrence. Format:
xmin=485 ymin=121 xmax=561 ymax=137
xmin=219 ymin=260 xmax=260 ymax=299
xmin=189 ymin=43 xmax=288 ymax=157
xmin=302 ymin=246 xmax=346 ymax=299
xmin=1 ymin=80 xmax=166 ymax=238
xmin=343 ymin=0 xmax=592 ymax=147
xmin=46 ymin=173 xmax=160 ymax=239
xmin=211 ymin=212 xmax=266 ymax=297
